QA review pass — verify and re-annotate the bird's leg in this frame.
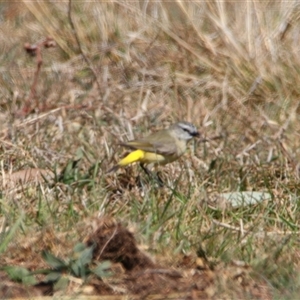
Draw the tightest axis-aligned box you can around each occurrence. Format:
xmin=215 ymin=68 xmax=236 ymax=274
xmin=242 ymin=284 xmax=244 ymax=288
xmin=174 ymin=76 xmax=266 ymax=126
xmin=140 ymin=163 xmax=164 ymax=187
xmin=140 ymin=163 xmax=152 ymax=177
xmin=156 ymin=171 xmax=164 ymax=186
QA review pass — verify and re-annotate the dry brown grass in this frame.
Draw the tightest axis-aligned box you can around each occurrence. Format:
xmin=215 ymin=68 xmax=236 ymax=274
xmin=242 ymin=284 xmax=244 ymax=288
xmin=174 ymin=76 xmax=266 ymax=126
xmin=1 ymin=0 xmax=300 ymax=298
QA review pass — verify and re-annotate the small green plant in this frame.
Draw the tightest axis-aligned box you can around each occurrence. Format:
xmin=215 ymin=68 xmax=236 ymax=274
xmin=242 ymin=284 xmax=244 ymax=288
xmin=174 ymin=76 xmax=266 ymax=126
xmin=41 ymin=243 xmax=112 ymax=284
xmin=2 ymin=243 xmax=112 ymax=292
xmin=53 ymin=148 xmax=102 ymax=190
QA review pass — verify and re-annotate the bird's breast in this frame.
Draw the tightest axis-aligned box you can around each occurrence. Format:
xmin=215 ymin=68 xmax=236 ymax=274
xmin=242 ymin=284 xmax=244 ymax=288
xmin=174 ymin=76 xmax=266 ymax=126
xmin=176 ymin=139 xmax=187 ymax=156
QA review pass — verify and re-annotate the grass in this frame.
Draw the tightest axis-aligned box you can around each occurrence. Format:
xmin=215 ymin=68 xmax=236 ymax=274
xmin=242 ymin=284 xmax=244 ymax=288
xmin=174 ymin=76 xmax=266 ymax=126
xmin=1 ymin=0 xmax=300 ymax=298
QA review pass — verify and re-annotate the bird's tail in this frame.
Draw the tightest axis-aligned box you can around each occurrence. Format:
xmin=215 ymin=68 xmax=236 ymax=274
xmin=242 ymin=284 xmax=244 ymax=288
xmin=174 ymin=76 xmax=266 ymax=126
xmin=107 ymin=150 xmax=145 ymax=173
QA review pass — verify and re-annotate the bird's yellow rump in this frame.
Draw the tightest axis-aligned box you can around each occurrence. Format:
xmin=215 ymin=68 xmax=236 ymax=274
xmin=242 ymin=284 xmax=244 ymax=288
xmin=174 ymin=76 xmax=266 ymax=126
xmin=108 ymin=121 xmax=200 ymax=173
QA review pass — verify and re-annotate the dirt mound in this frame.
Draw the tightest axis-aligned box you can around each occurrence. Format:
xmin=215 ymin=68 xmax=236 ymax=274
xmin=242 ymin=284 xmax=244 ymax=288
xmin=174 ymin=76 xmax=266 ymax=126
xmin=83 ymin=218 xmax=271 ymax=299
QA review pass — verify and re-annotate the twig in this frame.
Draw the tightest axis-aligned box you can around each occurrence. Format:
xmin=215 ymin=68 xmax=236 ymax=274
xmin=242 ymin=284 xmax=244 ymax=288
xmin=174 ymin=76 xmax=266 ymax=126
xmin=212 ymin=219 xmax=300 ymax=235
xmin=96 ymin=226 xmax=118 ymax=260
xmin=68 ymin=0 xmax=102 ymax=96
xmin=133 ymin=268 xmax=183 ymax=278
xmin=212 ymin=219 xmax=244 ymax=232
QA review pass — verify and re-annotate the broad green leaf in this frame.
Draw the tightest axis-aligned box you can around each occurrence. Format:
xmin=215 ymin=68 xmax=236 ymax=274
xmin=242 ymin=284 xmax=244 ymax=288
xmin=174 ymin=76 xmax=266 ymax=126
xmin=42 ymin=250 xmax=66 ymax=269
xmin=54 ymin=275 xmax=69 ymax=292
xmin=5 ymin=266 xmax=30 ymax=281
xmin=70 ymin=261 xmax=81 ymax=277
xmin=4 ymin=266 xmax=37 ymax=285
xmin=22 ymin=274 xmax=38 ymax=285
xmin=44 ymin=272 xmax=62 ymax=282
xmin=92 ymin=261 xmax=112 ymax=278
xmin=78 ymin=245 xmax=94 ymax=266
xmin=73 ymin=242 xmax=86 ymax=253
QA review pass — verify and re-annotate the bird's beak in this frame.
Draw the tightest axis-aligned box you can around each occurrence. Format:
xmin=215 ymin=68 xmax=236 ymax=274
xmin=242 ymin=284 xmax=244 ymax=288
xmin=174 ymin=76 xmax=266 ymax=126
xmin=193 ymin=131 xmax=201 ymax=137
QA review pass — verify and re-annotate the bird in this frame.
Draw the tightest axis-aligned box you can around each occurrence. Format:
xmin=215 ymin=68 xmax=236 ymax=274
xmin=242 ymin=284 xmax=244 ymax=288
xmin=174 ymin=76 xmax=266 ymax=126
xmin=108 ymin=121 xmax=200 ymax=178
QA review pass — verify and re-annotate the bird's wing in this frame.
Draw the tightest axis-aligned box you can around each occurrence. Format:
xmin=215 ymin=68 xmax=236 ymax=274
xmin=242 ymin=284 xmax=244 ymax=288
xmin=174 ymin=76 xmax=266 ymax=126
xmin=121 ymin=130 xmax=177 ymax=155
